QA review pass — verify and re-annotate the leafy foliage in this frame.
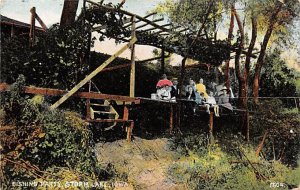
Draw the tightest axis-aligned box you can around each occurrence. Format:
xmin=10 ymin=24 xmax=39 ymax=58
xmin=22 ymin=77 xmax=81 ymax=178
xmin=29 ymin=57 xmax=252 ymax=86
xmin=0 ymin=76 xmax=108 ymax=189
xmin=1 ymin=23 xmax=92 ymax=90
xmin=168 ymin=131 xmax=300 ymax=189
xmin=259 ymin=49 xmax=299 ymax=97
xmin=250 ymin=99 xmax=300 ymax=166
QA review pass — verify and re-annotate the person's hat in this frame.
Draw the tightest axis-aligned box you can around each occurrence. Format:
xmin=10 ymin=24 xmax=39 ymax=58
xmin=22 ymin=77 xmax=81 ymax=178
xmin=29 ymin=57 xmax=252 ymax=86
xmin=221 ymin=86 xmax=228 ymax=91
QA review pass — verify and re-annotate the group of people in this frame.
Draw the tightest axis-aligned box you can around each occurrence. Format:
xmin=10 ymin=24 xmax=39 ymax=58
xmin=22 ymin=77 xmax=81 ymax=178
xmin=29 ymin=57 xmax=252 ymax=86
xmin=154 ymin=74 xmax=234 ymax=116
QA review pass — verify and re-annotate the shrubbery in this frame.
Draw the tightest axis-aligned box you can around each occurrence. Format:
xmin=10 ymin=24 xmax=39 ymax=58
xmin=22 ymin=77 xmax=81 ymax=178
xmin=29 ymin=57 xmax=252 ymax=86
xmin=168 ymin=130 xmax=300 ymax=189
xmin=0 ymin=76 xmax=111 ymax=189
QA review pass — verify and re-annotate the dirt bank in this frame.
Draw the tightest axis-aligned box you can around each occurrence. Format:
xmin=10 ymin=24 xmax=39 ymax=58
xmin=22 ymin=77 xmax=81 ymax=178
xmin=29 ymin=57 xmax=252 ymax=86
xmin=95 ymin=137 xmax=187 ymax=190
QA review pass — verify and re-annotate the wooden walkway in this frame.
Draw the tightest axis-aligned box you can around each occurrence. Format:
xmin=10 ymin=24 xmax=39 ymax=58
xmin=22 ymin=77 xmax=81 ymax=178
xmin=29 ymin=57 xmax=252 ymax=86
xmin=0 ymin=83 xmax=249 ymax=142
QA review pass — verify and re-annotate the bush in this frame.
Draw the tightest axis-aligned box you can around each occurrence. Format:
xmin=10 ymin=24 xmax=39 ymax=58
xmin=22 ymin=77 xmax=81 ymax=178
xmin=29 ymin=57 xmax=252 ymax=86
xmin=0 ymin=76 xmax=107 ymax=189
xmin=167 ymin=130 xmax=300 ymax=190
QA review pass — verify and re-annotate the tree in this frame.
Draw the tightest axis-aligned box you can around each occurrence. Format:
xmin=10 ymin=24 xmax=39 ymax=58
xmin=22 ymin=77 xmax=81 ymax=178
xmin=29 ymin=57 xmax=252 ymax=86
xmin=250 ymin=0 xmax=300 ymax=103
xmin=259 ymin=49 xmax=298 ymax=97
xmin=60 ymin=0 xmax=79 ymax=27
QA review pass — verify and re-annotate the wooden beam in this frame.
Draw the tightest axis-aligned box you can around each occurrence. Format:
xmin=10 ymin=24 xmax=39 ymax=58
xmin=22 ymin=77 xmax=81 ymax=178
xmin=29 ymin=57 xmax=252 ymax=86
xmin=0 ymin=83 xmax=140 ymax=104
xmin=135 ymin=17 xmax=164 ymax=30
xmin=98 ymin=55 xmax=170 ymax=73
xmin=123 ymin=12 xmax=158 ymax=28
xmin=130 ymin=16 xmax=136 ymax=97
xmin=29 ymin=7 xmax=36 ymax=46
xmin=50 ymin=37 xmax=137 ymax=109
xmin=34 ymin=12 xmax=48 ymax=31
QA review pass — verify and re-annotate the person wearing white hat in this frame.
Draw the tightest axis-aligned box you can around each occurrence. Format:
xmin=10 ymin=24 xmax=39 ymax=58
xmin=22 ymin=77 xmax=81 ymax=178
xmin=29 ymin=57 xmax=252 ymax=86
xmin=218 ymin=86 xmax=233 ymax=111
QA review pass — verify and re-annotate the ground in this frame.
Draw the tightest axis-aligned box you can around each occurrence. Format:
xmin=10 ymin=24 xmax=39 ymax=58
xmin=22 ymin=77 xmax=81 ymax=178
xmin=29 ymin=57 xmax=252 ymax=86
xmin=95 ymin=137 xmax=187 ymax=190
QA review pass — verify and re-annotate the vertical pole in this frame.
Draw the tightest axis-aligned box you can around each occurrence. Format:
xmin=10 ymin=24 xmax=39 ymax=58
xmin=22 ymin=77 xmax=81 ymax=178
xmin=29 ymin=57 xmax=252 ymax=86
xmin=161 ymin=45 xmax=165 ymax=75
xmin=29 ymin=7 xmax=36 ymax=47
xmin=169 ymin=105 xmax=173 ymax=133
xmin=86 ymin=80 xmax=91 ymax=120
xmin=209 ymin=112 xmax=214 ymax=143
xmin=177 ymin=102 xmax=181 ymax=129
xmin=178 ymin=57 xmax=187 ymax=98
xmin=245 ymin=110 xmax=249 ymax=141
xmin=127 ymin=121 xmax=134 ymax=142
xmin=123 ymin=105 xmax=129 ymax=120
xmin=10 ymin=25 xmax=14 ymax=38
xmin=130 ymin=16 xmax=136 ymax=97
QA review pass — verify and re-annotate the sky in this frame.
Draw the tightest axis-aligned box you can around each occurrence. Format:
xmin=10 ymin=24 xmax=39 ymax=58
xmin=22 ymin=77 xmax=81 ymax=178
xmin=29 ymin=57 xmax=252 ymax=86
xmin=0 ymin=0 xmax=299 ymax=69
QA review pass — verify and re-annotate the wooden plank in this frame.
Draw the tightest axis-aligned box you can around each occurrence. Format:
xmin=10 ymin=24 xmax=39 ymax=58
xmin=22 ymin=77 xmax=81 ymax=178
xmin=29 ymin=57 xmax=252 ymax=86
xmin=34 ymin=12 xmax=48 ymax=31
xmin=50 ymin=37 xmax=137 ymax=109
xmin=135 ymin=17 xmax=164 ymax=30
xmin=101 ymin=64 xmax=131 ymax=72
xmin=0 ymin=83 xmax=140 ymax=104
xmin=86 ymin=119 xmax=133 ymax=123
xmin=123 ymin=12 xmax=157 ymax=28
xmin=130 ymin=16 xmax=136 ymax=97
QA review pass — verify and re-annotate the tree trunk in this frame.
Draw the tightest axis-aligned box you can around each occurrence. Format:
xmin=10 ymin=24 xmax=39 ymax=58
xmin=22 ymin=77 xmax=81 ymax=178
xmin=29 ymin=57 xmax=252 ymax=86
xmin=239 ymin=79 xmax=247 ymax=108
xmin=178 ymin=57 xmax=187 ymax=98
xmin=225 ymin=6 xmax=235 ymax=89
xmin=232 ymin=7 xmax=246 ymax=108
xmin=252 ymin=3 xmax=283 ymax=104
xmin=60 ymin=0 xmax=79 ymax=28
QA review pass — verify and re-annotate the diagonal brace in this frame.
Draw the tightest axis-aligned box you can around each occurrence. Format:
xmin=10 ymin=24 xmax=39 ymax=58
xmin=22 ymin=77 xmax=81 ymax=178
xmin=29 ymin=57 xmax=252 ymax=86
xmin=50 ymin=37 xmax=137 ymax=109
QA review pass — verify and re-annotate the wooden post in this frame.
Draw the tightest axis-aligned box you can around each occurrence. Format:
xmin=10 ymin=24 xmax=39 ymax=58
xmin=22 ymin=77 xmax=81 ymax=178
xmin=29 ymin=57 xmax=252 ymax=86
xmin=209 ymin=112 xmax=214 ymax=143
xmin=127 ymin=121 xmax=134 ymax=142
xmin=86 ymin=80 xmax=91 ymax=120
xmin=10 ymin=25 xmax=14 ymax=38
xmin=169 ymin=105 xmax=173 ymax=133
xmin=50 ymin=37 xmax=137 ymax=110
xmin=177 ymin=102 xmax=181 ymax=129
xmin=123 ymin=105 xmax=129 ymax=120
xmin=161 ymin=45 xmax=165 ymax=75
xmin=130 ymin=16 xmax=136 ymax=97
xmin=178 ymin=57 xmax=187 ymax=98
xmin=29 ymin=7 xmax=36 ymax=46
xmin=245 ymin=110 xmax=249 ymax=141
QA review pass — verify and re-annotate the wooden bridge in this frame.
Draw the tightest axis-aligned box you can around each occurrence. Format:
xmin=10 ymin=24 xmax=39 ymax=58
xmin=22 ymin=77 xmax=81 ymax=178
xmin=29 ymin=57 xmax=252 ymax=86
xmin=0 ymin=83 xmax=249 ymax=143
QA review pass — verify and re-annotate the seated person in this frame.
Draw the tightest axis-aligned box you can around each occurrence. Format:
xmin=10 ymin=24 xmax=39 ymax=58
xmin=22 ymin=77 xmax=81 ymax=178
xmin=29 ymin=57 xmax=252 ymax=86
xmin=156 ymin=74 xmax=173 ymax=100
xmin=157 ymin=86 xmax=171 ymax=100
xmin=218 ymin=86 xmax=233 ymax=111
xmin=196 ymin=78 xmax=208 ymax=99
xmin=186 ymin=86 xmax=196 ymax=100
xmin=205 ymin=91 xmax=220 ymax=117
xmin=185 ymin=79 xmax=201 ymax=104
xmin=186 ymin=86 xmax=196 ymax=113
xmin=156 ymin=74 xmax=173 ymax=88
xmin=170 ymin=78 xmax=179 ymax=98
